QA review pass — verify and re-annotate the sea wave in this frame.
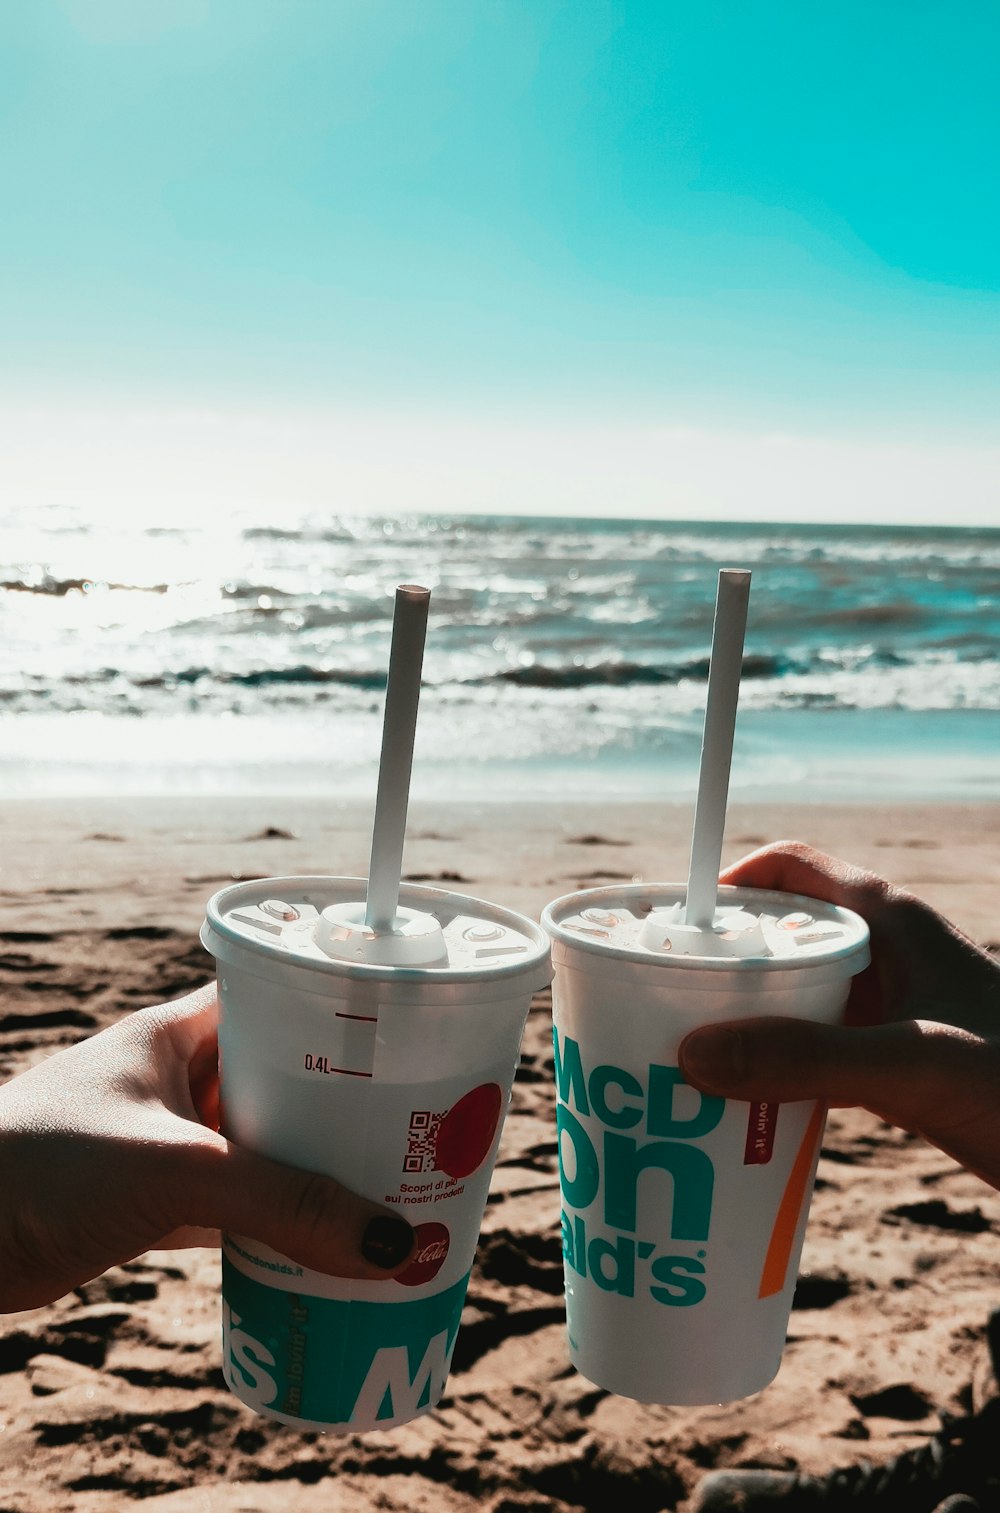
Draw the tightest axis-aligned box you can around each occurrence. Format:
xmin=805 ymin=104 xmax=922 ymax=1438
xmin=492 ymin=653 xmax=805 ymax=688
xmin=2 ymin=511 xmax=998 ymax=797
xmin=2 ymin=645 xmax=997 ymax=715
xmin=235 ymin=514 xmax=1000 ymax=571
xmin=0 ymin=575 xmax=170 ymax=596
xmin=140 ymin=665 xmax=389 ymax=691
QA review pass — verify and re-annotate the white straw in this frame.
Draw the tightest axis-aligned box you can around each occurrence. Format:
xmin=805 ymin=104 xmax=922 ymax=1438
xmin=365 ymin=584 xmax=431 ymax=932
xmin=684 ymin=569 xmax=751 ymax=929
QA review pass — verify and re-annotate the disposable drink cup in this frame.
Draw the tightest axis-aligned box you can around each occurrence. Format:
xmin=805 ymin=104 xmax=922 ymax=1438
xmin=541 ymin=882 xmax=870 ymax=1405
xmin=201 ymin=875 xmax=550 ymax=1432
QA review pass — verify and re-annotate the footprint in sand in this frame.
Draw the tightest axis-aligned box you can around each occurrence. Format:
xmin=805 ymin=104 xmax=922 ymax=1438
xmin=403 ymin=869 xmax=474 ymax=883
xmin=884 ymin=1198 xmax=992 ymax=1233
xmin=875 ymin=836 xmax=940 ymax=849
xmin=0 ymin=1007 xmax=99 ymax=1032
xmin=791 ymin=1271 xmax=854 ymax=1310
xmin=852 ymin=1383 xmax=934 ymax=1421
xmin=566 ymin=833 xmax=629 ymax=847
xmin=574 ymin=868 xmax=633 ymax=883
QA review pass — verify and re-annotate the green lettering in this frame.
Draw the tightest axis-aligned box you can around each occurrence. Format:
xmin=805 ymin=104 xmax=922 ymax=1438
xmin=589 ymin=1064 xmax=643 ymax=1129
xmin=589 ymin=1234 xmax=636 ymax=1297
xmin=649 ymin=1254 xmax=707 ymax=1307
xmin=574 ymin=1214 xmax=588 ymax=1277
xmin=556 ymin=1102 xmax=600 ymax=1211
xmin=647 ymin=1066 xmax=724 ymax=1138
xmin=553 ymin=1029 xmax=590 ymax=1115
xmin=560 ymin=1209 xmax=582 ymax=1276
xmin=602 ymin=1132 xmax=714 ymax=1241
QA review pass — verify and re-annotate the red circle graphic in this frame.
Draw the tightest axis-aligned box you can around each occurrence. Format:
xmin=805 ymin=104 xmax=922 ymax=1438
xmin=435 ymin=1082 xmax=503 ymax=1179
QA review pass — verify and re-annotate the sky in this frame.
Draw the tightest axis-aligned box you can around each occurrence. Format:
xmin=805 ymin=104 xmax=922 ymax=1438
xmin=0 ymin=0 xmax=998 ymax=525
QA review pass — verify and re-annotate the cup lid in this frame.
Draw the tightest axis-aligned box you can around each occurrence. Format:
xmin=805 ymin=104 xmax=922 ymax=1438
xmin=543 ymin=883 xmax=870 ymax=978
xmin=201 ymin=875 xmax=551 ymax=989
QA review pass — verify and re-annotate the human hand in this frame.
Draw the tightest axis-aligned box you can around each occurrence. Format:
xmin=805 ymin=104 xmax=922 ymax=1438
xmin=0 ymin=985 xmax=415 ymax=1312
xmin=678 ymin=842 xmax=1000 ymax=1190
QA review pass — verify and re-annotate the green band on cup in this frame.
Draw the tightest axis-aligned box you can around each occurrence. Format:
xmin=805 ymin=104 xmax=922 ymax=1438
xmin=222 ymin=1259 xmax=471 ymax=1427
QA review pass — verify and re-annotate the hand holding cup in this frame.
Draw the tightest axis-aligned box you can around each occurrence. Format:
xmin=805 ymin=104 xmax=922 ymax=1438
xmin=0 ymin=985 xmax=415 ymax=1314
xmin=680 ymin=842 xmax=1000 ymax=1192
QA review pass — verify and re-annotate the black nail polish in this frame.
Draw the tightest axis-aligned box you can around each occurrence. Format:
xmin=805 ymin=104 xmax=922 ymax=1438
xmin=361 ymin=1215 xmax=414 ymax=1270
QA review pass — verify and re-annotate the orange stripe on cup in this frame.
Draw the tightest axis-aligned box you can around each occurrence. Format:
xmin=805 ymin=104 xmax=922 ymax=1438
xmin=758 ymin=1102 xmax=826 ymax=1300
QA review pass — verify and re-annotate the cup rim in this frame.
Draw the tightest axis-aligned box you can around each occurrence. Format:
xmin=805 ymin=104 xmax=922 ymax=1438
xmin=542 ymin=882 xmax=870 ymax=977
xmin=203 ymin=874 xmax=551 ymax=988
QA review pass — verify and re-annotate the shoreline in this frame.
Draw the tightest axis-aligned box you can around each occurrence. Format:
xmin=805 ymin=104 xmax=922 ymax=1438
xmin=5 ymin=794 xmax=998 ymax=943
xmin=4 ymin=709 xmax=1000 ymax=806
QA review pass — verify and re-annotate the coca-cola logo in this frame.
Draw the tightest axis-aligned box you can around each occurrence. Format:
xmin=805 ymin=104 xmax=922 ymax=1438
xmin=416 ymin=1237 xmax=448 ymax=1263
xmin=396 ymin=1222 xmax=450 ymax=1287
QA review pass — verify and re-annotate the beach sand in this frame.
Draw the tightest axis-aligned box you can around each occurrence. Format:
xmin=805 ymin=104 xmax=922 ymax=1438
xmin=1 ymin=796 xmax=999 ymax=1512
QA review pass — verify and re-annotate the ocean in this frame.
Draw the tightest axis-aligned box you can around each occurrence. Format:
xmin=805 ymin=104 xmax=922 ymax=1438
xmin=2 ymin=506 xmax=998 ymax=802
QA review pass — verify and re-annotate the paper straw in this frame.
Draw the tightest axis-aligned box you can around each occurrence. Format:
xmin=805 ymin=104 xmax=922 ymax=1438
xmin=684 ymin=569 xmax=751 ymax=929
xmin=365 ymin=584 xmax=431 ymax=932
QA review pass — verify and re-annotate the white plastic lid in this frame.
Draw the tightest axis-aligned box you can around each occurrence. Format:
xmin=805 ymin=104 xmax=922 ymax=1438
xmin=543 ymin=883 xmax=870 ymax=981
xmin=201 ymin=875 xmax=551 ymax=989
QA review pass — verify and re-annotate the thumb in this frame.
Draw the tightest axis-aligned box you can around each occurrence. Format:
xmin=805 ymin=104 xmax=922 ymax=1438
xmin=678 ymin=1016 xmax=983 ymax=1133
xmin=174 ymin=1137 xmax=416 ymax=1281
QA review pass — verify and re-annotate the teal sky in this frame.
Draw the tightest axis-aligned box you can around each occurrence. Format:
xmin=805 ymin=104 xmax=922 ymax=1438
xmin=1 ymin=1 xmax=998 ymax=522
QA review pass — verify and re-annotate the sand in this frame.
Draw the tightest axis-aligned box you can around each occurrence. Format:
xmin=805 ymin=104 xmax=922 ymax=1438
xmin=1 ymin=796 xmax=999 ymax=1512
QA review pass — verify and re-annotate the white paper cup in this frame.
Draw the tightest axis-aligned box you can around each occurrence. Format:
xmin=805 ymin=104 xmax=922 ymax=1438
xmin=541 ymin=882 xmax=870 ymax=1405
xmin=201 ymin=876 xmax=550 ymax=1431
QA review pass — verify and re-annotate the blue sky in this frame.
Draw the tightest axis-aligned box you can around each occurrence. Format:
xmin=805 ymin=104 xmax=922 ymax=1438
xmin=1 ymin=1 xmax=998 ymax=523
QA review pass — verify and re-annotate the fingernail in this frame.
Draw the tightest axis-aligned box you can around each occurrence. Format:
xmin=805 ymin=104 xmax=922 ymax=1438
xmin=361 ymin=1215 xmax=414 ymax=1270
xmin=681 ymin=1026 xmax=745 ymax=1087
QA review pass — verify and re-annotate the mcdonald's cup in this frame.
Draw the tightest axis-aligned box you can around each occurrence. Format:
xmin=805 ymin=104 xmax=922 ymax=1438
xmin=202 ymin=876 xmax=550 ymax=1431
xmin=542 ymin=882 xmax=869 ymax=1405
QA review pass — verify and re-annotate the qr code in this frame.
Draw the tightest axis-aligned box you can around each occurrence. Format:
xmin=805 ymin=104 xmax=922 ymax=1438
xmin=404 ymin=1109 xmax=444 ymax=1173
